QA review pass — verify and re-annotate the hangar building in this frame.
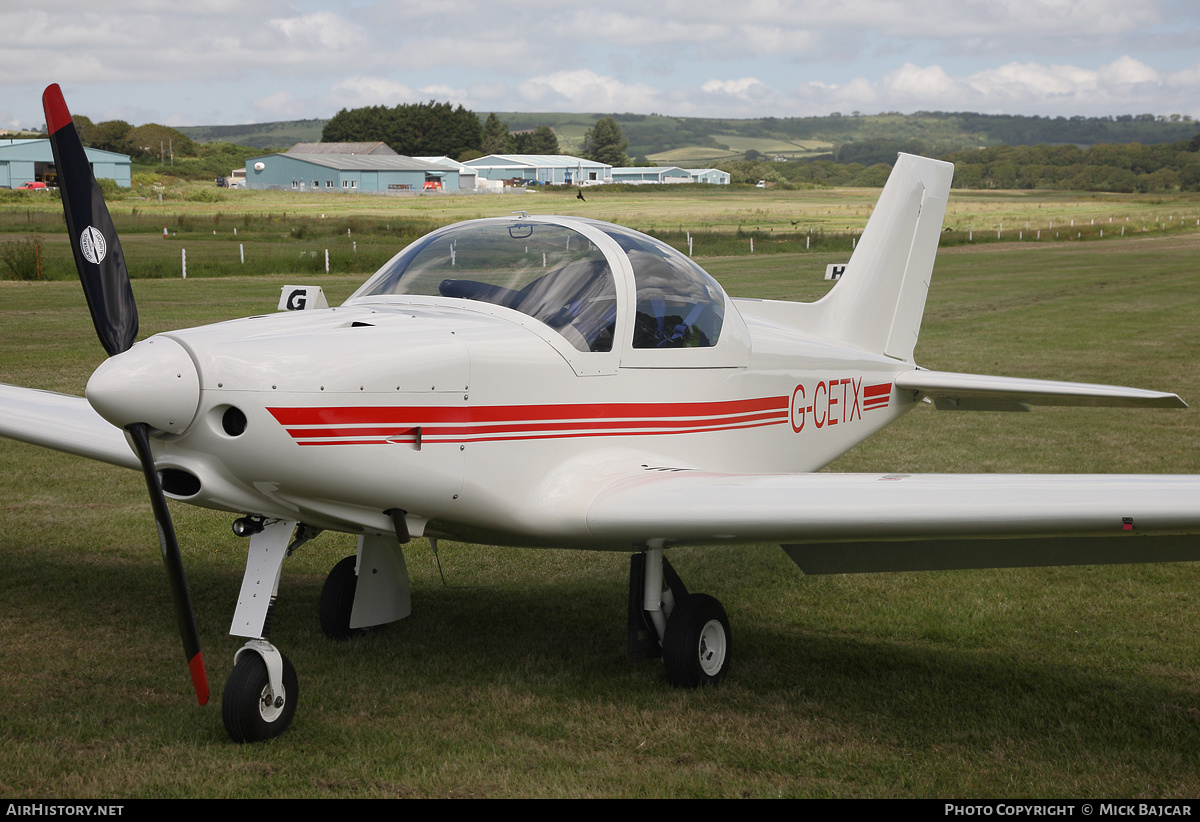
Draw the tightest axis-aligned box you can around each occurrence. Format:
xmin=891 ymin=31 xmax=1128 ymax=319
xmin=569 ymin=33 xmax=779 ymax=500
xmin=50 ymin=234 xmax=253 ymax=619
xmin=687 ymin=168 xmax=731 ymax=184
xmin=0 ymin=139 xmax=131 ymax=188
xmin=611 ymin=166 xmax=694 ymax=184
xmin=245 ymin=150 xmax=461 ymax=192
xmin=415 ymin=156 xmax=478 ymax=190
xmin=464 ymin=154 xmax=612 ymax=185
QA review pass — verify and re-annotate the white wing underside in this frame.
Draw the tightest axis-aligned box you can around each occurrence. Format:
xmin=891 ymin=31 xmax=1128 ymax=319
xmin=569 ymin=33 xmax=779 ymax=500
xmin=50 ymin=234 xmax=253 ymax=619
xmin=0 ymin=384 xmax=137 ymax=469
xmin=585 ymin=469 xmax=1200 ymax=572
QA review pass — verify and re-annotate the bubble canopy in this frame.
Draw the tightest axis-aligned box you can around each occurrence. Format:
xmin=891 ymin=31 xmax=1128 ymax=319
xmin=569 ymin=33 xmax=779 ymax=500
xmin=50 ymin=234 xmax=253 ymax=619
xmin=349 ymin=217 xmax=726 ymax=353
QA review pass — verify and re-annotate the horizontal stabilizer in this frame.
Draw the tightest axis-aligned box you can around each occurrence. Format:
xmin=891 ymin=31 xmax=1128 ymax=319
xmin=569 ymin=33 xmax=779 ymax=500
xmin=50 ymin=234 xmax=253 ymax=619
xmin=895 ymin=370 xmax=1186 ymax=411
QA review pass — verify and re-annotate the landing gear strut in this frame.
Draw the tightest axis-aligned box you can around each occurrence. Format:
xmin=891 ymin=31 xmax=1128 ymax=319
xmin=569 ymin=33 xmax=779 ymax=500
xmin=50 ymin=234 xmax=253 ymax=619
xmin=223 ymin=519 xmax=298 ymax=743
xmin=222 ymin=641 xmax=297 ymax=743
xmin=627 ymin=547 xmax=731 ymax=687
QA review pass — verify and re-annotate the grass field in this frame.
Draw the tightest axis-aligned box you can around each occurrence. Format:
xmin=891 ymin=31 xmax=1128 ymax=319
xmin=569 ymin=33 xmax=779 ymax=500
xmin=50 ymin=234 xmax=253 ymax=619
xmin=1 ymin=193 xmax=1200 ymax=797
xmin=4 ymin=185 xmax=1200 ymax=285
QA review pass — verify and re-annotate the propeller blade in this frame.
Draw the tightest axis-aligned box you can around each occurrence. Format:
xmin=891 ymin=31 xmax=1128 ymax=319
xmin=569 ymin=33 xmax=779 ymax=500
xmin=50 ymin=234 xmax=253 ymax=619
xmin=127 ymin=423 xmax=210 ymax=706
xmin=42 ymin=83 xmax=138 ymax=357
xmin=43 ymin=84 xmax=206 ymax=705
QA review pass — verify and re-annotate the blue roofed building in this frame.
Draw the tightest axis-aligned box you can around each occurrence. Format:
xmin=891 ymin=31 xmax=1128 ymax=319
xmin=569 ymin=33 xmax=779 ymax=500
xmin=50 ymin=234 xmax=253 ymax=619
xmin=686 ymin=169 xmax=731 ymax=185
xmin=245 ymin=150 xmax=460 ymax=192
xmin=414 ymin=157 xmax=478 ymax=190
xmin=0 ymin=139 xmax=131 ymax=188
xmin=464 ymin=155 xmax=612 ymax=186
xmin=611 ymin=166 xmax=694 ymax=184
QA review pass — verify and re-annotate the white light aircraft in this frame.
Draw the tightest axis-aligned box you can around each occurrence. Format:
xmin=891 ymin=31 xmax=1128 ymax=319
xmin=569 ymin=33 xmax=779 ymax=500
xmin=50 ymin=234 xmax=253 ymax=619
xmin=4 ymin=85 xmax=1200 ymax=743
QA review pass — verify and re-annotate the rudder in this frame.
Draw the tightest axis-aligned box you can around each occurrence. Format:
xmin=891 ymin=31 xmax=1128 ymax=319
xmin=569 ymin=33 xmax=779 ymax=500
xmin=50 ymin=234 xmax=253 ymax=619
xmin=816 ymin=154 xmax=953 ymax=362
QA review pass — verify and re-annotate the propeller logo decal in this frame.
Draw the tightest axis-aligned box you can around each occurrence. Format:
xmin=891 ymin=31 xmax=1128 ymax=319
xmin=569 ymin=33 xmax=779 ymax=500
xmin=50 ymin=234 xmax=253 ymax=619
xmin=79 ymin=226 xmax=107 ymax=265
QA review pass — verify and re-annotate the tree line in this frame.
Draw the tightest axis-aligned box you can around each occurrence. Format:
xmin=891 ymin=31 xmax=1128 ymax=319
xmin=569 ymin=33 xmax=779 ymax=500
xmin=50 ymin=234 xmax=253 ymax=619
xmin=71 ymin=116 xmax=199 ymax=162
xmin=322 ymin=103 xmax=631 ymax=166
xmin=941 ymin=139 xmax=1200 ymax=192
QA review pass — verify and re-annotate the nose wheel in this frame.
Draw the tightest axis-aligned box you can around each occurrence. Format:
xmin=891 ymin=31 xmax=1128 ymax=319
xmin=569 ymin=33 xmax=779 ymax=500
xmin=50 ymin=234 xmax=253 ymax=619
xmin=222 ymin=646 xmax=297 ymax=743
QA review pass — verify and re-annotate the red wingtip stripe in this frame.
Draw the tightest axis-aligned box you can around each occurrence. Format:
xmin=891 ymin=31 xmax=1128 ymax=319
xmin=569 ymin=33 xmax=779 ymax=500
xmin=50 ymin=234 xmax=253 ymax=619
xmin=189 ymin=653 xmax=210 ymax=706
xmin=42 ymin=84 xmax=73 ymax=135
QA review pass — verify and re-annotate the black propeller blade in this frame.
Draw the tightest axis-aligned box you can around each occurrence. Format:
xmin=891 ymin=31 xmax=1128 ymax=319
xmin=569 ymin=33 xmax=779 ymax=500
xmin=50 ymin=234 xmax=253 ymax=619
xmin=42 ymin=85 xmax=137 ymax=357
xmin=43 ymin=84 xmax=209 ymax=706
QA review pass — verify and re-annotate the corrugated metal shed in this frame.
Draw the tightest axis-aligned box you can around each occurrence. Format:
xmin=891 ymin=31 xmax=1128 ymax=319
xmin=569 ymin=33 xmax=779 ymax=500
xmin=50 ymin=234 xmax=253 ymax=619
xmin=464 ymin=154 xmax=612 ymax=185
xmin=686 ymin=168 xmax=731 ymax=184
xmin=415 ymin=157 xmax=478 ymax=189
xmin=0 ymin=139 xmax=131 ymax=188
xmin=611 ymin=166 xmax=693 ymax=184
xmin=245 ymin=152 xmax=460 ymax=192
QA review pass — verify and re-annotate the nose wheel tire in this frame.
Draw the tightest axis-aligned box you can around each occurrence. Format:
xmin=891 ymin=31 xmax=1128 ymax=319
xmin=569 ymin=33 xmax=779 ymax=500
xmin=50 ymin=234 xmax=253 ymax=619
xmin=662 ymin=593 xmax=730 ymax=688
xmin=222 ymin=652 xmax=297 ymax=743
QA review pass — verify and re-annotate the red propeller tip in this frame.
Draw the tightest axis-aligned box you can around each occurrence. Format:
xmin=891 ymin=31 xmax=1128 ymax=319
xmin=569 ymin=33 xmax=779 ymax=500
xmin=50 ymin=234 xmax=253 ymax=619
xmin=42 ymin=84 xmax=73 ymax=136
xmin=189 ymin=653 xmax=210 ymax=706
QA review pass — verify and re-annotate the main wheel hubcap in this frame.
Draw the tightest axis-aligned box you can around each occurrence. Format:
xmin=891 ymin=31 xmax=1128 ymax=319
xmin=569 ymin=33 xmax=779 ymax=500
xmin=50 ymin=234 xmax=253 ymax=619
xmin=697 ymin=619 xmax=727 ymax=676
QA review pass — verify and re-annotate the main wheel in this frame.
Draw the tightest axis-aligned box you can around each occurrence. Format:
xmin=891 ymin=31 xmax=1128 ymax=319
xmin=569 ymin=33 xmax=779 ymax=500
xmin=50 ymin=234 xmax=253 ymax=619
xmin=662 ymin=593 xmax=730 ymax=688
xmin=222 ymin=652 xmax=297 ymax=743
xmin=319 ymin=555 xmax=362 ymax=640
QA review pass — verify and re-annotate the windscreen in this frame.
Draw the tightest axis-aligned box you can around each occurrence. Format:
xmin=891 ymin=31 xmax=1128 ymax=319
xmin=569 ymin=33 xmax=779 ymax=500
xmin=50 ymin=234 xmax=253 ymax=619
xmin=354 ymin=221 xmax=617 ymax=352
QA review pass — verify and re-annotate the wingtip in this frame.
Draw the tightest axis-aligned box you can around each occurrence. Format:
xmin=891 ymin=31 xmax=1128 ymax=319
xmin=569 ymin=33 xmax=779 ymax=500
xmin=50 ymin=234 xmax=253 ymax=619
xmin=42 ymin=84 xmax=73 ymax=135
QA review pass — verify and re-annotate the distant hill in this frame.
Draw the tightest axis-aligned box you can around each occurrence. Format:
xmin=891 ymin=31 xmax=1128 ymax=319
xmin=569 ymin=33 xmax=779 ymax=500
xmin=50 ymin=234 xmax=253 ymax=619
xmin=177 ymin=119 xmax=327 ymax=150
xmin=177 ymin=111 xmax=1199 ymax=163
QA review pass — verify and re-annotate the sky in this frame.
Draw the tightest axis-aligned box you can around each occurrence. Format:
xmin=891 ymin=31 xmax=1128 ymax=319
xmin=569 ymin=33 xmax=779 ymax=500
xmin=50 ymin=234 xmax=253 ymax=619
xmin=3 ymin=1 xmax=1200 ymax=131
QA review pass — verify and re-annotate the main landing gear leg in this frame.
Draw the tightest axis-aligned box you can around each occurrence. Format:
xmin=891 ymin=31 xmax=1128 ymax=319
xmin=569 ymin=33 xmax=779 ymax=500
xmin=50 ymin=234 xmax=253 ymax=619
xmin=319 ymin=532 xmax=411 ymax=640
xmin=627 ymin=545 xmax=731 ymax=688
xmin=223 ymin=518 xmax=298 ymax=743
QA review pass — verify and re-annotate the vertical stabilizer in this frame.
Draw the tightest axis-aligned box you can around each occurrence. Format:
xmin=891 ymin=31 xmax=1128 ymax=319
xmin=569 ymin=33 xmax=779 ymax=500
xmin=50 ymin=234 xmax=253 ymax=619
xmin=817 ymin=154 xmax=952 ymax=362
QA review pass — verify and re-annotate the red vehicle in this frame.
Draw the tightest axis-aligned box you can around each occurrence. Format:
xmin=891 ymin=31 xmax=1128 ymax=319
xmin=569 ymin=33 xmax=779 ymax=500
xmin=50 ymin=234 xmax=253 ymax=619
xmin=18 ymin=181 xmax=46 ymax=190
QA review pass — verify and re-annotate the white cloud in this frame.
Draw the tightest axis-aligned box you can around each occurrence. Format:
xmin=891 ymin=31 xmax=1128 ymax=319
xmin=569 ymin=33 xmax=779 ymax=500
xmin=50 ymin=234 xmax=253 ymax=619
xmin=268 ymin=12 xmax=368 ymax=50
xmin=517 ymin=70 xmax=662 ymax=112
xmin=327 ymin=77 xmax=419 ymax=109
xmin=1 ymin=1 xmax=1199 ymax=125
xmin=700 ymin=78 xmax=770 ymax=98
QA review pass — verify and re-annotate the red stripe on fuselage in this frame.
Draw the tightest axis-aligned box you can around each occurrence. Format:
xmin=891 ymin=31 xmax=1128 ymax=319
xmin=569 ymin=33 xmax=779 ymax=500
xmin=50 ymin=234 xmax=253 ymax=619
xmin=268 ymin=396 xmax=788 ymax=427
xmin=270 ymin=397 xmax=791 ymax=445
xmin=862 ymin=382 xmax=892 ymax=411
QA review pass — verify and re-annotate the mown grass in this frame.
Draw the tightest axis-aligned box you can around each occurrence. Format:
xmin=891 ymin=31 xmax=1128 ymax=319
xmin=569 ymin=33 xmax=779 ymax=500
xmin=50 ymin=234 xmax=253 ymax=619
xmin=0 ymin=205 xmax=1199 ymax=797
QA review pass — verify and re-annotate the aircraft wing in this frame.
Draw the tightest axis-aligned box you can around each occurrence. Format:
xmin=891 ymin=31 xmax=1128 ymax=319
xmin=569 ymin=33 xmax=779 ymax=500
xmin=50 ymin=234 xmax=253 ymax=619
xmin=895 ymin=369 xmax=1186 ymax=411
xmin=584 ymin=469 xmax=1200 ymax=573
xmin=0 ymin=384 xmax=139 ymax=469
